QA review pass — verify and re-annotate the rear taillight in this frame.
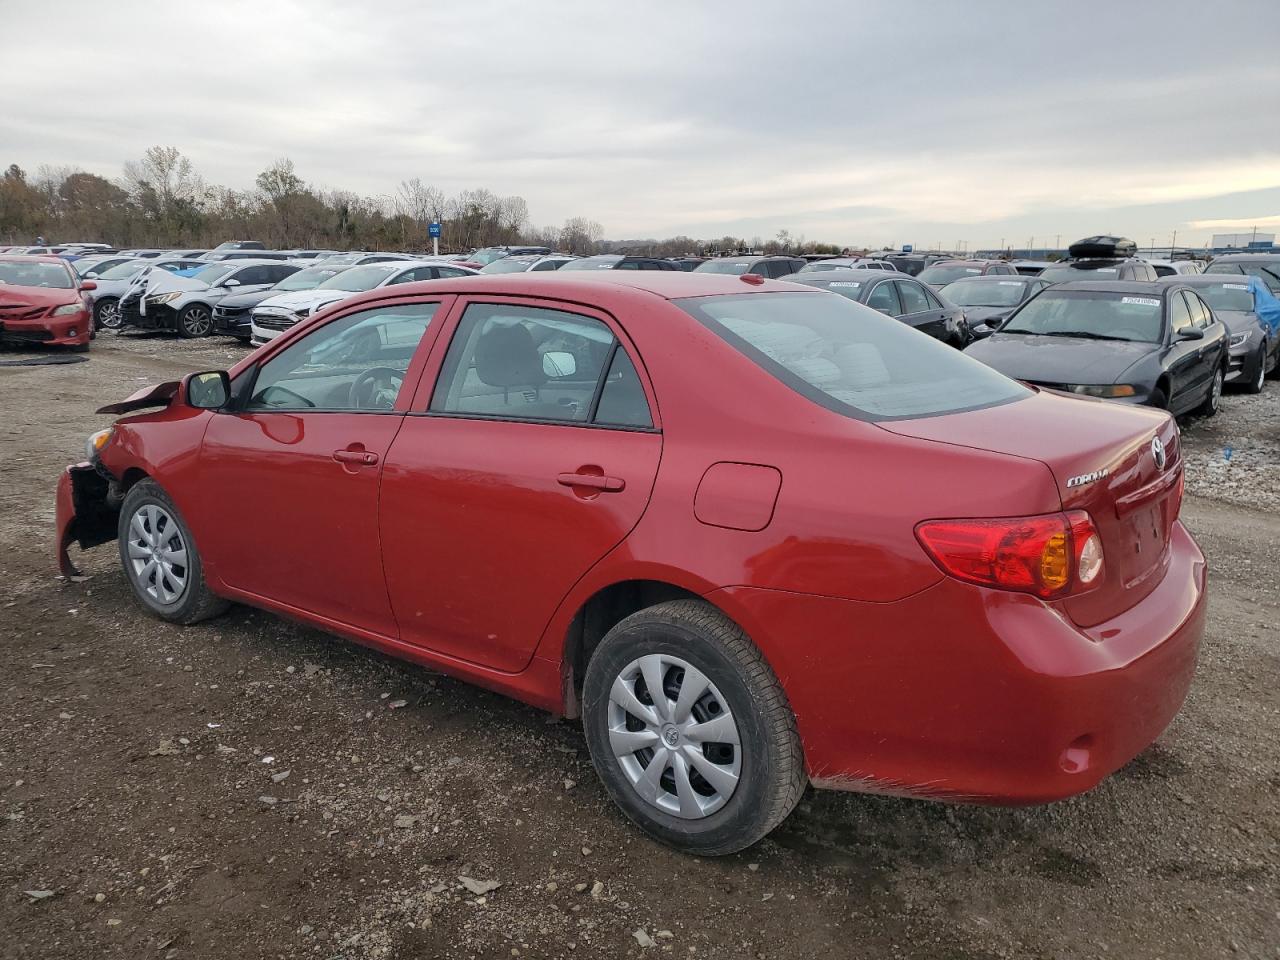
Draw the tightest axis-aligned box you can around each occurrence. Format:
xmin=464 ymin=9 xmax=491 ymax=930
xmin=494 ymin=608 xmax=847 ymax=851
xmin=915 ymin=510 xmax=1103 ymax=600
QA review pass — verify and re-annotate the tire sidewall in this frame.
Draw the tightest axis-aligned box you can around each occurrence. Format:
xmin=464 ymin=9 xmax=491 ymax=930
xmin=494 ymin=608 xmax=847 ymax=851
xmin=117 ymin=481 xmax=208 ymax=622
xmin=582 ymin=616 xmax=780 ymax=853
xmin=179 ymin=304 xmax=211 ymax=338
xmin=95 ymin=297 xmax=120 ymax=329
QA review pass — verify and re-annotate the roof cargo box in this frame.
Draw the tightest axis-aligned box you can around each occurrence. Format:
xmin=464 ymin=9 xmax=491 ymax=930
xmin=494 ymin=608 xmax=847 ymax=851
xmin=1068 ymin=235 xmax=1137 ymax=259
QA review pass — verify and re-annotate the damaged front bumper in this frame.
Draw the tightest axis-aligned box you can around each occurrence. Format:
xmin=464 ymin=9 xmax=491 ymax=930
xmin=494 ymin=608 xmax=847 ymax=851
xmin=55 ymin=462 xmax=120 ymax=577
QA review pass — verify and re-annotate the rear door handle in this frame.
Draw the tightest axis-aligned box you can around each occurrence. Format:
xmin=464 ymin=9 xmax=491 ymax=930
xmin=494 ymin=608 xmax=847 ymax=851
xmin=557 ymin=472 xmax=625 ymax=492
xmin=333 ymin=449 xmax=379 ymax=466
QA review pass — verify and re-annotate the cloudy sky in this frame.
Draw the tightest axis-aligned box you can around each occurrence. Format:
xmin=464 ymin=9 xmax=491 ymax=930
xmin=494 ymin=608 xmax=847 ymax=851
xmin=4 ymin=0 xmax=1278 ymax=248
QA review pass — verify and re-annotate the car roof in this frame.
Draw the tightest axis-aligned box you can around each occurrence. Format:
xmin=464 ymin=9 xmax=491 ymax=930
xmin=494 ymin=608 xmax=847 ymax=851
xmin=1049 ymin=279 xmax=1172 ymax=295
xmin=927 ymin=258 xmax=1004 ymax=266
xmin=0 ymin=253 xmax=70 ymax=265
xmin=1210 ymin=253 xmax=1280 ymax=262
xmin=213 ymin=258 xmax=298 ymax=268
xmin=1156 ymin=275 xmax=1251 ymax=287
xmin=782 ymin=268 xmax=893 ymax=283
xmin=942 ymin=274 xmax=1031 ymax=282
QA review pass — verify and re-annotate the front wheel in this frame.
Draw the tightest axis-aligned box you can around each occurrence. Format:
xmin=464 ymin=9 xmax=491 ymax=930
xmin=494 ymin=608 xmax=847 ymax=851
xmin=1195 ymin=365 xmax=1224 ymax=416
xmin=117 ymin=480 xmax=229 ymax=624
xmin=94 ymin=297 xmax=121 ymax=330
xmin=582 ymin=600 xmax=805 ymax=856
xmin=1241 ymin=348 xmax=1266 ymax=394
xmin=178 ymin=304 xmax=213 ymax=338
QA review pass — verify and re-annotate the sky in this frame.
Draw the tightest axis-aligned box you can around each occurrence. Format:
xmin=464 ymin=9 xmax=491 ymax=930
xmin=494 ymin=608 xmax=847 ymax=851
xmin=3 ymin=0 xmax=1278 ymax=249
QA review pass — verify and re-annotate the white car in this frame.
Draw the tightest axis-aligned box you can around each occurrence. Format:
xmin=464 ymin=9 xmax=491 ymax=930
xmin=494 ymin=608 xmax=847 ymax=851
xmin=117 ymin=260 xmax=303 ymax=337
xmin=87 ymin=257 xmax=208 ymax=329
xmin=249 ymin=260 xmax=476 ymax=345
xmin=794 ymin=257 xmax=900 ymax=273
xmin=1145 ymin=259 xmax=1205 ymax=278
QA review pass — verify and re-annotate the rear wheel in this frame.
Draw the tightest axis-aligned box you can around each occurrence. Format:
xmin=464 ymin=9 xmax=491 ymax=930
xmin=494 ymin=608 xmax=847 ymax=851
xmin=582 ymin=599 xmax=805 ymax=856
xmin=1195 ymin=365 xmax=1224 ymax=416
xmin=94 ymin=297 xmax=121 ymax=330
xmin=117 ymin=480 xmax=229 ymax=624
xmin=178 ymin=304 xmax=213 ymax=338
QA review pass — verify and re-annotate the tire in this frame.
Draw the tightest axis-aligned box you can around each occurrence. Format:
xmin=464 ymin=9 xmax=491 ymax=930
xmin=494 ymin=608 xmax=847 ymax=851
xmin=1266 ymin=340 xmax=1280 ymax=380
xmin=1147 ymin=387 xmax=1168 ymax=410
xmin=177 ymin=304 xmax=213 ymax=339
xmin=581 ymin=599 xmax=805 ymax=856
xmin=1241 ymin=348 xmax=1266 ymax=394
xmin=94 ymin=297 xmax=121 ymax=330
xmin=1195 ymin=365 xmax=1224 ymax=417
xmin=117 ymin=480 xmax=229 ymax=625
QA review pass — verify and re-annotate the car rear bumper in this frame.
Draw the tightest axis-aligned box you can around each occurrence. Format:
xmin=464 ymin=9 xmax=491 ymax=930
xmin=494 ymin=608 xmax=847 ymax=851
xmin=0 ymin=310 xmax=91 ymax=347
xmin=710 ymin=520 xmax=1206 ymax=805
xmin=55 ymin=462 xmax=120 ymax=577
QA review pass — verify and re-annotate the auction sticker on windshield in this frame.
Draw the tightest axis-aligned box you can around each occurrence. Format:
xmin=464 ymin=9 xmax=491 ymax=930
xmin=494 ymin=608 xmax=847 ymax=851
xmin=829 ymin=281 xmax=861 ymax=287
xmin=1122 ymin=297 xmax=1160 ymax=306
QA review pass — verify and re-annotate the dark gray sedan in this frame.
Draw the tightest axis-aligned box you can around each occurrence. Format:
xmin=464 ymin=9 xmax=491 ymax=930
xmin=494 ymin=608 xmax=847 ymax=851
xmin=938 ymin=275 xmax=1051 ymax=339
xmin=1157 ymin=275 xmax=1279 ymax=393
xmin=781 ymin=269 xmax=969 ymax=346
xmin=964 ymin=280 xmax=1228 ymax=416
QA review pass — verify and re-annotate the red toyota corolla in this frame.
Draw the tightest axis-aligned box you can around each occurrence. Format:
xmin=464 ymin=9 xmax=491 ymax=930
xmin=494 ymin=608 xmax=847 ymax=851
xmin=0 ymin=255 xmax=94 ymax=348
xmin=55 ymin=272 xmax=1206 ymax=854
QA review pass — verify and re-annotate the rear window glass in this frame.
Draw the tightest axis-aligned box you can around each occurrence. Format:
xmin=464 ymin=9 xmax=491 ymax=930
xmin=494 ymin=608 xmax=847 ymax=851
xmin=918 ymin=265 xmax=983 ymax=285
xmin=1038 ymin=264 xmax=1121 ymax=283
xmin=1002 ymin=290 xmax=1163 ymax=343
xmin=675 ymin=292 xmax=1028 ymax=421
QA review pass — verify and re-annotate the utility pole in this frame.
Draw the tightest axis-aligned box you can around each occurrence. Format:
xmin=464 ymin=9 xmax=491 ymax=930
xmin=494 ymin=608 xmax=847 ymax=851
xmin=1171 ymin=229 xmax=1177 ymax=251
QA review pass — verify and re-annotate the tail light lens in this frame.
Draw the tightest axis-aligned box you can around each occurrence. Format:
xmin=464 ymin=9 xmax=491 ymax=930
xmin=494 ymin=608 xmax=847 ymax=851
xmin=915 ymin=510 xmax=1103 ymax=599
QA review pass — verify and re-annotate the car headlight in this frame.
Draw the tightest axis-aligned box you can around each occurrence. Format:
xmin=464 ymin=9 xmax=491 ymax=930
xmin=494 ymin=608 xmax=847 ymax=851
xmin=147 ymin=292 xmax=183 ymax=305
xmin=1229 ymin=331 xmax=1252 ymax=347
xmin=52 ymin=303 xmax=87 ymax=316
xmin=1066 ymin=384 xmax=1138 ymax=398
xmin=85 ymin=426 xmax=114 ymax=460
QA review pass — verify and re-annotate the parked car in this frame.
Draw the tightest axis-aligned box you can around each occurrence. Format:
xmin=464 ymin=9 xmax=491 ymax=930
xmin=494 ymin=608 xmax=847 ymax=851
xmin=1203 ymin=253 xmax=1280 ymax=295
xmin=479 ymin=254 xmax=577 ymax=274
xmin=118 ymin=260 xmax=304 ymax=337
xmin=454 ymin=245 xmax=553 ymax=270
xmin=871 ymin=253 xmax=950 ymax=276
xmin=249 ymin=260 xmax=476 ymax=345
xmin=1159 ymin=276 xmax=1279 ymax=393
xmin=1037 ymin=237 xmax=1159 ymax=285
xmin=88 ymin=258 xmax=209 ymax=329
xmin=560 ymin=255 xmax=681 ymax=271
xmin=694 ymin=256 xmax=807 ymax=278
xmin=1009 ymin=259 xmax=1050 ymax=276
xmin=781 ymin=269 xmax=969 ymax=346
xmin=0 ymin=255 xmax=94 ymax=349
xmin=917 ymin=259 xmax=1020 ymax=288
xmin=1145 ymin=259 xmax=1203 ymax=278
xmin=212 ymin=240 xmax=266 ymax=251
xmin=212 ymin=264 xmax=353 ymax=341
xmin=938 ymin=275 xmax=1051 ymax=339
xmin=796 ymin=257 xmax=899 ymax=274
xmin=200 ymin=250 xmax=295 ymax=262
xmin=965 ymin=279 xmax=1228 ymax=415
xmin=668 ymin=257 xmax=708 ymax=271
xmin=56 ymin=270 xmax=1206 ymax=855
xmin=315 ymin=252 xmax=417 ymax=267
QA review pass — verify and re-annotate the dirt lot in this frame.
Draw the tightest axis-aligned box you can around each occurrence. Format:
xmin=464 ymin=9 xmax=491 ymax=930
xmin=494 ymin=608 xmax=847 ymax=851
xmin=1 ymin=333 xmax=1277 ymax=960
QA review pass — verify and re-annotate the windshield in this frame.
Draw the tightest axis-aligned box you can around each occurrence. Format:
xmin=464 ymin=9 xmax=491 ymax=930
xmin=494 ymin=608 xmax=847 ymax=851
xmin=1002 ymin=290 xmax=1163 ymax=343
xmin=796 ymin=262 xmax=844 ymax=273
xmin=695 ymin=260 xmax=752 ymax=275
xmin=1194 ymin=281 xmax=1255 ymax=313
xmin=1039 ymin=264 xmax=1121 ymax=283
xmin=941 ymin=279 xmax=1028 ymax=307
xmin=918 ymin=265 xmax=984 ymax=285
xmin=98 ymin=260 xmax=148 ymax=280
xmin=192 ymin=264 xmax=236 ymax=285
xmin=318 ymin=263 xmax=399 ymax=291
xmin=275 ymin=267 xmax=342 ymax=291
xmin=480 ymin=258 xmax=535 ymax=274
xmin=559 ymin=257 xmax=621 ymax=271
xmin=676 ymin=292 xmax=1027 ymax=421
xmin=468 ymin=248 xmax=511 ymax=266
xmin=0 ymin=260 xmax=75 ymax=289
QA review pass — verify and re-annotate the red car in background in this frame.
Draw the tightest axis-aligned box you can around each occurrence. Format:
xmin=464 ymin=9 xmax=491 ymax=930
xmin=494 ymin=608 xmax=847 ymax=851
xmin=0 ymin=255 xmax=94 ymax=349
xmin=55 ymin=272 xmax=1206 ymax=854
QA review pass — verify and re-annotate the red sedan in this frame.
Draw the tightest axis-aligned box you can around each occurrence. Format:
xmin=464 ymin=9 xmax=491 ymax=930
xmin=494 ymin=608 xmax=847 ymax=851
xmin=0 ymin=255 xmax=94 ymax=348
xmin=55 ymin=272 xmax=1205 ymax=854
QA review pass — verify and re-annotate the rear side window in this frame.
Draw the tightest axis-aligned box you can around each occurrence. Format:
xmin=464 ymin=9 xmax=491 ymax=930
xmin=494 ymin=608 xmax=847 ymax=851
xmin=865 ymin=281 xmax=901 ymax=316
xmin=675 ymin=292 xmax=1028 ymax=421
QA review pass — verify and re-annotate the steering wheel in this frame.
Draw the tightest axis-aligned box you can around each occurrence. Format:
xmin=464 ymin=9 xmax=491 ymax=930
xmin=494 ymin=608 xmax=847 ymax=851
xmin=349 ymin=367 xmax=404 ymax=409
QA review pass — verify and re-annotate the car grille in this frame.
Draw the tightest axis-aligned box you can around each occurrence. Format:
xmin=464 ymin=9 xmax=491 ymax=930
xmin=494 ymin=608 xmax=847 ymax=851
xmin=0 ymin=303 xmax=49 ymax=322
xmin=213 ymin=304 xmax=251 ymax=329
xmin=253 ymin=313 xmax=297 ymax=332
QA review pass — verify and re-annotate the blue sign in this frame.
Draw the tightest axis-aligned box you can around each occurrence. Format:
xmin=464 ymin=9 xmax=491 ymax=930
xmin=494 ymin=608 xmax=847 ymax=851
xmin=428 ymin=222 xmax=442 ymax=238
xmin=902 ymin=244 xmax=913 ymax=253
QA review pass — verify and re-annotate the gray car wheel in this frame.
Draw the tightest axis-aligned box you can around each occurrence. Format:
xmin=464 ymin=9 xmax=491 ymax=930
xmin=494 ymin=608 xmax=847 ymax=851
xmin=94 ymin=297 xmax=121 ymax=330
xmin=178 ymin=304 xmax=213 ymax=339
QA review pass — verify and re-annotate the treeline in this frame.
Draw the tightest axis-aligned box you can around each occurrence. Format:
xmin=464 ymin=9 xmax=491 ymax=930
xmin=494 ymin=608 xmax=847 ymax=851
xmin=0 ymin=145 xmax=844 ymax=256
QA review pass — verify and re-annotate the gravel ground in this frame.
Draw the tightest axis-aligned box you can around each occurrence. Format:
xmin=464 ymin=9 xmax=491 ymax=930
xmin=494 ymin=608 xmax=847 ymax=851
xmin=1 ymin=333 xmax=1277 ymax=960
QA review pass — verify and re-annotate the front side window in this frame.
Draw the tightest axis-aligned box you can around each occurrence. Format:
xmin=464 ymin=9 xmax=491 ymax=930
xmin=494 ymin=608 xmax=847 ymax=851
xmin=896 ymin=280 xmax=930 ymax=314
xmin=1169 ymin=294 xmax=1193 ymax=333
xmin=431 ymin=303 xmax=643 ymax=426
xmin=1185 ymin=292 xmax=1211 ymax=329
xmin=676 ymin=292 xmax=1028 ymax=421
xmin=865 ymin=280 xmax=901 ymax=316
xmin=247 ymin=303 xmax=438 ymax=412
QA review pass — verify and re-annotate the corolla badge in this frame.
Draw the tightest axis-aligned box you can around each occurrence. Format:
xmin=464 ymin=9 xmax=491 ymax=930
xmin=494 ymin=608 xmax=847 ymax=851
xmin=1151 ymin=436 xmax=1167 ymax=470
xmin=1065 ymin=468 xmax=1109 ymax=488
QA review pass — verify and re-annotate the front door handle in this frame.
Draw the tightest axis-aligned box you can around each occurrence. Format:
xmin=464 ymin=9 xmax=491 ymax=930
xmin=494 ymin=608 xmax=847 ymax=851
xmin=333 ymin=448 xmax=379 ymax=466
xmin=557 ymin=471 xmax=625 ymax=493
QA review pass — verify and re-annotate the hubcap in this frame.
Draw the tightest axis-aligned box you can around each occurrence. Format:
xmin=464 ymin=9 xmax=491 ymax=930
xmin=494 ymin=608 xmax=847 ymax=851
xmin=126 ymin=504 xmax=189 ymax=605
xmin=185 ymin=308 xmax=211 ymax=336
xmin=607 ymin=653 xmax=742 ymax=820
xmin=98 ymin=300 xmax=120 ymax=328
xmin=1212 ymin=370 xmax=1222 ymax=408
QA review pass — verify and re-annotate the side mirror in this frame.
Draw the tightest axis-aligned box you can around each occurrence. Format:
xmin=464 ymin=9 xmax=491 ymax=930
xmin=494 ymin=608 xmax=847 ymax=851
xmin=79 ymin=280 xmax=97 ymax=292
xmin=542 ymin=351 xmax=577 ymax=378
xmin=222 ymin=277 xmax=241 ymax=287
xmin=1177 ymin=327 xmax=1204 ymax=341
xmin=186 ymin=370 xmax=230 ymax=410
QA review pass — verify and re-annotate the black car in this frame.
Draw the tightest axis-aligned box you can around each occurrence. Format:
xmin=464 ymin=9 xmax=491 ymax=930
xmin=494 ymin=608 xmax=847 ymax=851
xmin=1203 ymin=253 xmax=1280 ymax=295
xmin=965 ymin=280 xmax=1228 ymax=415
xmin=559 ymin=255 xmax=681 ymax=271
xmin=916 ymin=259 xmax=1020 ymax=288
xmin=937 ymin=275 xmax=1051 ymax=339
xmin=211 ymin=264 xmax=351 ymax=340
xmin=1158 ymin=275 xmax=1279 ymax=393
xmin=1037 ymin=236 xmax=1159 ymax=285
xmin=782 ymin=269 xmax=969 ymax=346
xmin=693 ymin=255 xmax=807 ymax=279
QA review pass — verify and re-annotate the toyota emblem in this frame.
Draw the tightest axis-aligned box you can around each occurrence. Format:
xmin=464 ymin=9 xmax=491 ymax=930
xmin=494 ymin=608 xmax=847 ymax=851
xmin=1151 ymin=436 xmax=1167 ymax=470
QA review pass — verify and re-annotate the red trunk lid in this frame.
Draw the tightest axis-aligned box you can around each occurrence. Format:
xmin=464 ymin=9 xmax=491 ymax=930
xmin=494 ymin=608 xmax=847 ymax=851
xmin=880 ymin=389 xmax=1181 ymax=626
